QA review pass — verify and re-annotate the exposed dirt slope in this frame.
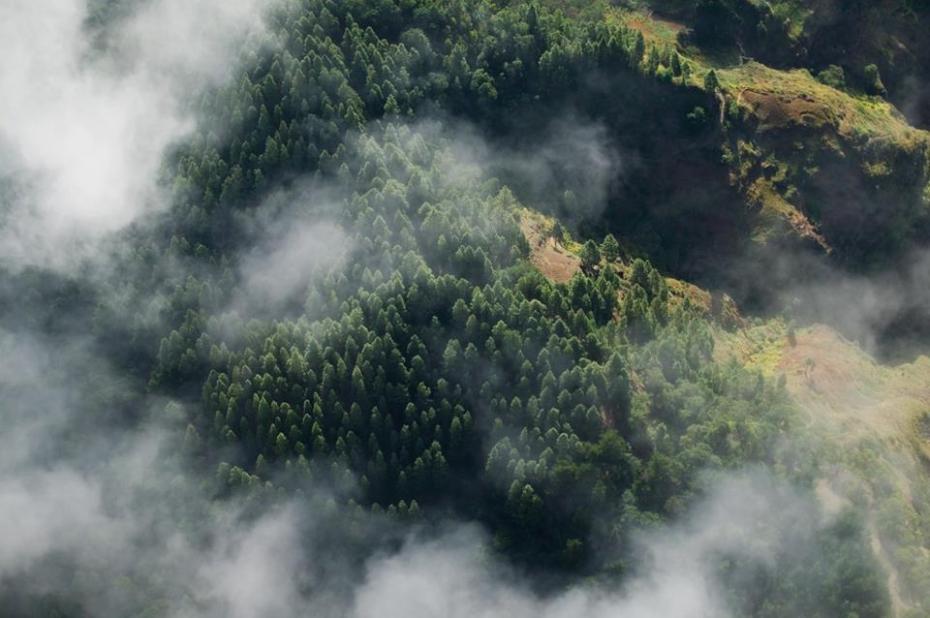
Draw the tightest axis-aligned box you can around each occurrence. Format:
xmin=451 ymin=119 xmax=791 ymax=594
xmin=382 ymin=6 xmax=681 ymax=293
xmin=519 ymin=209 xmax=581 ymax=283
xmin=777 ymin=325 xmax=925 ymax=447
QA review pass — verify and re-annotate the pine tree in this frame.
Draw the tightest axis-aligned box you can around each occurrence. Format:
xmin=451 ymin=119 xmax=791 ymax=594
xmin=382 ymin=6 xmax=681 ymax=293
xmin=552 ymin=221 xmax=565 ymax=245
xmin=704 ymin=69 xmax=720 ymax=93
xmin=631 ymin=32 xmax=646 ymax=69
xmin=580 ymin=240 xmax=601 ymax=274
xmin=601 ymin=234 xmax=620 ymax=263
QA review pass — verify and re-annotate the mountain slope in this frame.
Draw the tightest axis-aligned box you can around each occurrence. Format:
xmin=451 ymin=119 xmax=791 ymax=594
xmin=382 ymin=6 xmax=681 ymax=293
xmin=718 ymin=320 xmax=930 ymax=614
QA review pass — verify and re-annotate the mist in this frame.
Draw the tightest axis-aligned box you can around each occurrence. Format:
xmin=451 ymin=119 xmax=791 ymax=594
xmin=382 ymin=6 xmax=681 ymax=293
xmin=399 ymin=114 xmax=625 ymax=228
xmin=0 ymin=0 xmax=273 ymax=271
xmin=756 ymin=246 xmax=930 ymax=360
xmin=351 ymin=473 xmax=824 ymax=618
xmin=226 ymin=181 xmax=353 ymax=317
xmin=0 ymin=323 xmax=840 ymax=618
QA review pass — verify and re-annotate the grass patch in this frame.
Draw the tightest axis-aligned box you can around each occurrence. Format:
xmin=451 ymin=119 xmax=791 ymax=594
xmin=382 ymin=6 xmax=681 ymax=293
xmin=714 ymin=318 xmax=788 ymax=376
xmin=718 ymin=62 xmax=925 ymax=143
xmin=607 ymin=6 xmax=685 ymax=50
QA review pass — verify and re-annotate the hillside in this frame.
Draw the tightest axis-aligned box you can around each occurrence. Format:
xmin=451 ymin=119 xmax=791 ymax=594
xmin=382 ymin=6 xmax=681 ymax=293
xmin=612 ymin=6 xmax=930 ymax=269
xmin=2 ymin=1 xmax=930 ymax=617
xmin=717 ymin=321 xmax=930 ymax=615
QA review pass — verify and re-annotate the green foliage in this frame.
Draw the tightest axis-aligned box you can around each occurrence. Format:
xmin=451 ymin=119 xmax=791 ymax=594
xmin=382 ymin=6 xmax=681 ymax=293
xmin=704 ymin=68 xmax=720 ymax=92
xmin=580 ymin=240 xmax=601 ymax=273
xmin=816 ymin=64 xmax=846 ymax=90
xmin=5 ymin=0 xmax=924 ymax=615
xmin=156 ymin=106 xmax=795 ymax=572
xmin=118 ymin=0 xmax=892 ymax=613
xmin=601 ymin=233 xmax=620 ymax=262
xmin=864 ymin=63 xmax=887 ymax=96
xmin=722 ymin=509 xmax=891 ymax=618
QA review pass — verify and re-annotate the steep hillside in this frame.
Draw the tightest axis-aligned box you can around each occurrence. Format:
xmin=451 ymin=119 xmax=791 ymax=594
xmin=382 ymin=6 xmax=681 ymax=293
xmin=612 ymin=0 xmax=930 ymax=128
xmin=717 ymin=321 xmax=930 ymax=615
xmin=717 ymin=61 xmax=930 ymax=266
xmin=606 ymin=6 xmax=930 ymax=270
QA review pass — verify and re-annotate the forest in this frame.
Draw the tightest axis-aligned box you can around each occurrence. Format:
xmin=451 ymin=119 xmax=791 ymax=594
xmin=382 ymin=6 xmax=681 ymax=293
xmin=3 ymin=1 xmax=930 ymax=617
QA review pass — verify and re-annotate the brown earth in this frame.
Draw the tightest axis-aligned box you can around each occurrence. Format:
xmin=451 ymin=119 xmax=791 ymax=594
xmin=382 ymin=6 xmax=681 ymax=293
xmin=777 ymin=324 xmax=930 ymax=444
xmin=519 ymin=211 xmax=581 ymax=284
xmin=739 ymin=89 xmax=835 ymax=132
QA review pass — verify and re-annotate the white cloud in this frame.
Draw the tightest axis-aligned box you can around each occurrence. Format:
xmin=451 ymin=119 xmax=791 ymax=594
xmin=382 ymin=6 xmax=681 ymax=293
xmin=0 ymin=0 xmax=272 ymax=270
xmin=351 ymin=474 xmax=818 ymax=618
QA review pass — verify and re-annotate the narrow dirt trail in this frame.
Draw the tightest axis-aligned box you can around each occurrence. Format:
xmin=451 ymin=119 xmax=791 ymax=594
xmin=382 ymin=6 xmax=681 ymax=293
xmin=867 ymin=509 xmax=906 ymax=616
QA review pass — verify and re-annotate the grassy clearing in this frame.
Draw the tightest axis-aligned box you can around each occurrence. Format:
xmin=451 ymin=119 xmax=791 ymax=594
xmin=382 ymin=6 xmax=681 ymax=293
xmin=606 ymin=6 xmax=684 ymax=49
xmin=665 ymin=276 xmax=711 ymax=312
xmin=711 ymin=61 xmax=930 ymax=258
xmin=718 ymin=62 xmax=926 ymax=144
xmin=610 ymin=8 xmax=930 ymax=607
xmin=746 ymin=177 xmax=832 ymax=251
xmin=613 ymin=9 xmax=926 ymax=146
xmin=519 ymin=208 xmax=585 ymax=254
xmin=718 ymin=320 xmax=930 ymax=442
xmin=713 ymin=317 xmax=788 ymax=375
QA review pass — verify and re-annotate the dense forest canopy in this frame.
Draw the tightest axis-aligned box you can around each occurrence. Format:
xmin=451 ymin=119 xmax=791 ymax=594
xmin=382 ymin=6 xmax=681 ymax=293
xmin=3 ymin=1 xmax=930 ymax=617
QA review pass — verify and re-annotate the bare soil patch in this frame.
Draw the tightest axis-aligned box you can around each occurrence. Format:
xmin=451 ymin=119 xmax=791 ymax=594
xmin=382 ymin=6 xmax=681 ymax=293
xmin=740 ymin=89 xmax=834 ymax=131
xmin=519 ymin=211 xmax=581 ymax=284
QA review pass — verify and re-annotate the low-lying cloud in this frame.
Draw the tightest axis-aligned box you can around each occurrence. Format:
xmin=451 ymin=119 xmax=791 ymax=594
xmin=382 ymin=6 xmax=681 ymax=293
xmin=352 ymin=473 xmax=819 ymax=618
xmin=230 ymin=182 xmax=353 ymax=317
xmin=0 ymin=0 xmax=273 ymax=271
xmin=0 ymin=315 xmax=831 ymax=618
xmin=404 ymin=114 xmax=624 ymax=227
xmin=769 ymin=247 xmax=930 ymax=358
